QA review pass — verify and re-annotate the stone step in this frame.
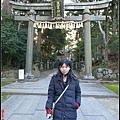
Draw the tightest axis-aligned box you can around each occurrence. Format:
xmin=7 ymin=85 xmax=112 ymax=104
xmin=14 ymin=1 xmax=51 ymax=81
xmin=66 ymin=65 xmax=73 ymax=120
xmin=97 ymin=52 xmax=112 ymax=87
xmin=1 ymin=82 xmax=118 ymax=98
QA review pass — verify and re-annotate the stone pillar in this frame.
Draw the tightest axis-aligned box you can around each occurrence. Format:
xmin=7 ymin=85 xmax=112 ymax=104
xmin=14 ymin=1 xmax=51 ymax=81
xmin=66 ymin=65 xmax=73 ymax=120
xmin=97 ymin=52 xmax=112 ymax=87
xmin=47 ymin=61 xmax=49 ymax=69
xmin=83 ymin=7 xmax=95 ymax=79
xmin=25 ymin=9 xmax=36 ymax=80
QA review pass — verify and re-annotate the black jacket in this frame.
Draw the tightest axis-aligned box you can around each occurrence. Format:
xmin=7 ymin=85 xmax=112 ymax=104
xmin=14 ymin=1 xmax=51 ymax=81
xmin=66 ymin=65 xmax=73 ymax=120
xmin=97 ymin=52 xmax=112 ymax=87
xmin=45 ymin=74 xmax=81 ymax=120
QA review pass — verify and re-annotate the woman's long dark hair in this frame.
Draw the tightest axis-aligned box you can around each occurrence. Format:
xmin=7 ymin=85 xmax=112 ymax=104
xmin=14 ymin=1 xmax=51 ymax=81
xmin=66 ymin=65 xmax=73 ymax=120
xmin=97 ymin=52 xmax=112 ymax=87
xmin=57 ymin=59 xmax=73 ymax=81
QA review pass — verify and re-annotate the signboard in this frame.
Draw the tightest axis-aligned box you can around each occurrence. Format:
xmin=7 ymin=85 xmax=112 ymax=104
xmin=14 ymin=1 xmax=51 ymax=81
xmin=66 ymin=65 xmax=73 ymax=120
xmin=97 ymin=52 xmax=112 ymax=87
xmin=19 ymin=69 xmax=24 ymax=80
xmin=52 ymin=0 xmax=64 ymax=20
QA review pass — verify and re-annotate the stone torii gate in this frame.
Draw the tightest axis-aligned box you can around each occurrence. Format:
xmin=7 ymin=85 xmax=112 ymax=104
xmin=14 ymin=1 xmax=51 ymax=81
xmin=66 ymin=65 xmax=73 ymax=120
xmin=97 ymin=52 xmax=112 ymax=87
xmin=9 ymin=0 xmax=112 ymax=80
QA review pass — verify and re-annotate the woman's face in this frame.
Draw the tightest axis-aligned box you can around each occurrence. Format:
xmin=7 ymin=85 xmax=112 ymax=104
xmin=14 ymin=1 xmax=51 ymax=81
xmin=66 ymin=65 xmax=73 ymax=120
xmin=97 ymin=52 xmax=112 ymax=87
xmin=59 ymin=63 xmax=70 ymax=75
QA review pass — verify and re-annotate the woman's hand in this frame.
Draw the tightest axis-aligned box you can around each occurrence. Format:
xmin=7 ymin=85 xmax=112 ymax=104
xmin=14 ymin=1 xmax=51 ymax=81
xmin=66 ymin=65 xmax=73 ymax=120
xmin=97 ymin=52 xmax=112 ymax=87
xmin=46 ymin=108 xmax=52 ymax=119
xmin=76 ymin=102 xmax=80 ymax=109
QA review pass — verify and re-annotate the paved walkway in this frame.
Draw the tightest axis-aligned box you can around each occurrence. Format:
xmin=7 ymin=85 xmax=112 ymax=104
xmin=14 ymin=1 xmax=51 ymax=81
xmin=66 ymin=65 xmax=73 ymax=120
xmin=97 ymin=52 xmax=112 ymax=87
xmin=1 ymin=69 xmax=119 ymax=120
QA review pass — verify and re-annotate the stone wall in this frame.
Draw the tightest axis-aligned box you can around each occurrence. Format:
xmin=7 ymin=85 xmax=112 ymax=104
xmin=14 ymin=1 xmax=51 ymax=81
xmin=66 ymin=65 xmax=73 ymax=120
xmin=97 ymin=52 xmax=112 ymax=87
xmin=1 ymin=67 xmax=119 ymax=81
xmin=1 ymin=63 xmax=45 ymax=80
xmin=1 ymin=68 xmax=41 ymax=80
xmin=94 ymin=68 xmax=119 ymax=80
xmin=1 ymin=70 xmax=18 ymax=80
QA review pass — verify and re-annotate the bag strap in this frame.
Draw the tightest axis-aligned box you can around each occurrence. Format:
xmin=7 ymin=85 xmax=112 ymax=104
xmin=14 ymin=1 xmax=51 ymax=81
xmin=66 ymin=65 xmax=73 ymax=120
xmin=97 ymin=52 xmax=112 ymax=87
xmin=54 ymin=84 xmax=69 ymax=105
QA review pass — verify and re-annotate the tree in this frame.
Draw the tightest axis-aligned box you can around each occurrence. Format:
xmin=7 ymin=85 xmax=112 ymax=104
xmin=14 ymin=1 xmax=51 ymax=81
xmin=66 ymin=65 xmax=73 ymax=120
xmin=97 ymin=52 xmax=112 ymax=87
xmin=67 ymin=0 xmax=119 ymax=65
xmin=40 ymin=29 xmax=66 ymax=62
xmin=1 ymin=10 xmax=27 ymax=68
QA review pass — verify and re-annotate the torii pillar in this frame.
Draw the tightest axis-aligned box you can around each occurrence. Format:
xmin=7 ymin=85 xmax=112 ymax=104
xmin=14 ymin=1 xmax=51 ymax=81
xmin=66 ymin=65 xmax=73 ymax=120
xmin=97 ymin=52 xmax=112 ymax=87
xmin=25 ymin=9 xmax=36 ymax=80
xmin=83 ymin=7 xmax=95 ymax=80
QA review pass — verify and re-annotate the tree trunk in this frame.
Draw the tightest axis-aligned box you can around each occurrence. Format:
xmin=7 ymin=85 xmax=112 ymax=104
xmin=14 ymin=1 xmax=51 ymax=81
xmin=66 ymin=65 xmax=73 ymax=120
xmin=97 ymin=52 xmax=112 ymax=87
xmin=112 ymin=2 xmax=116 ymax=34
xmin=2 ymin=0 xmax=11 ymax=13
xmin=37 ymin=29 xmax=41 ymax=52
xmin=117 ymin=1 xmax=119 ymax=33
xmin=7 ymin=54 xmax=12 ymax=66
xmin=98 ymin=21 xmax=108 ymax=63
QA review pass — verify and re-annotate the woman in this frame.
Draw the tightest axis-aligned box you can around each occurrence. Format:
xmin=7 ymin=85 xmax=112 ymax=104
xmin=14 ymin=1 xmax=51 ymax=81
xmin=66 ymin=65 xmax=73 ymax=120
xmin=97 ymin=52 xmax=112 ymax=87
xmin=45 ymin=59 xmax=81 ymax=120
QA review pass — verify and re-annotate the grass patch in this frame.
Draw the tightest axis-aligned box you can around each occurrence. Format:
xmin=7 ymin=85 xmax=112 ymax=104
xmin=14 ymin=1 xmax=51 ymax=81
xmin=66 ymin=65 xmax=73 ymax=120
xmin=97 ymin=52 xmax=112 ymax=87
xmin=1 ymin=81 xmax=14 ymax=102
xmin=1 ymin=93 xmax=11 ymax=103
xmin=103 ymin=83 xmax=119 ymax=94
xmin=1 ymin=81 xmax=13 ymax=86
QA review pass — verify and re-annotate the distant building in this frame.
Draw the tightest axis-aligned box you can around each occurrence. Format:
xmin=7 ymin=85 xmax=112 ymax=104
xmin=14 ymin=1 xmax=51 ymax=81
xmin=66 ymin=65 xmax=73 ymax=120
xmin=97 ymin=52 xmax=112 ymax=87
xmin=56 ymin=50 xmax=70 ymax=60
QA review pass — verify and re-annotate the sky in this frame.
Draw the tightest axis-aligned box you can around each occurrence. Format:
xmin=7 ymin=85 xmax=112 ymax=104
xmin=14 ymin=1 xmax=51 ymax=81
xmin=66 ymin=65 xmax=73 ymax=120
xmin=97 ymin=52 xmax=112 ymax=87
xmin=1 ymin=0 xmax=74 ymax=3
xmin=64 ymin=0 xmax=74 ymax=3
